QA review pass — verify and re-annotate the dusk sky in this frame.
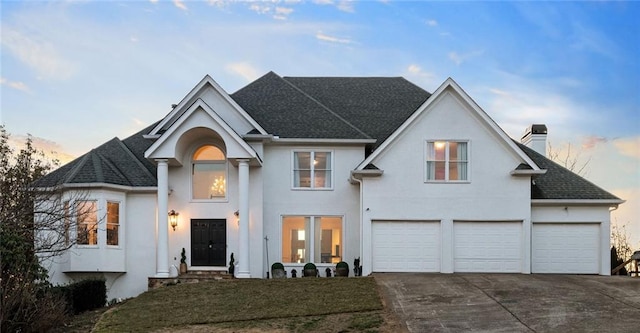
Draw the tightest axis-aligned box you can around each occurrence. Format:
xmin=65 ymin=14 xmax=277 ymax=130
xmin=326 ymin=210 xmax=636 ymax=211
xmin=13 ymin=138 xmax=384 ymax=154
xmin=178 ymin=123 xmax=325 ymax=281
xmin=1 ymin=1 xmax=639 ymax=245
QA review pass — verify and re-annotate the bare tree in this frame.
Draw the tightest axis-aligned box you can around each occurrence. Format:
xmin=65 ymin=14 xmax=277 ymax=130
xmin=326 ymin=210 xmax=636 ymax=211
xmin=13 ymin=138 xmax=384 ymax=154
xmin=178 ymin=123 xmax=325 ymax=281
xmin=611 ymin=220 xmax=636 ymax=274
xmin=0 ymin=126 xmax=90 ymax=331
xmin=547 ymin=141 xmax=591 ymax=177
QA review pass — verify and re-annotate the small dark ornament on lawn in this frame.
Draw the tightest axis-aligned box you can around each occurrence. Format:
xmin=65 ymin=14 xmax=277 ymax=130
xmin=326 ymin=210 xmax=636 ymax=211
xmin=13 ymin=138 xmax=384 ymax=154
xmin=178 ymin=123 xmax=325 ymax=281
xmin=325 ymin=267 xmax=332 ymax=277
xmin=228 ymin=253 xmax=235 ymax=276
xmin=354 ymin=257 xmax=362 ymax=276
xmin=291 ymin=269 xmax=297 ymax=278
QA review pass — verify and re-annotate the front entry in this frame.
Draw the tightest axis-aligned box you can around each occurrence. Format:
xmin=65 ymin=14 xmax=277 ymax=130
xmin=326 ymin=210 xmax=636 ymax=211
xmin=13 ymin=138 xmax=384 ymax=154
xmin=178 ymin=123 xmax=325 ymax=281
xmin=191 ymin=219 xmax=226 ymax=266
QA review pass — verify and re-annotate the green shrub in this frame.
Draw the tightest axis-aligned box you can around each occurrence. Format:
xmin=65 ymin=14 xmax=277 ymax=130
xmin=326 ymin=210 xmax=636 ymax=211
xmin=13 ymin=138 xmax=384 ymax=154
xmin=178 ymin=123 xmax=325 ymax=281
xmin=271 ymin=262 xmax=284 ymax=270
xmin=303 ymin=263 xmax=316 ymax=270
xmin=55 ymin=279 xmax=107 ymax=314
xmin=336 ymin=261 xmax=349 ymax=269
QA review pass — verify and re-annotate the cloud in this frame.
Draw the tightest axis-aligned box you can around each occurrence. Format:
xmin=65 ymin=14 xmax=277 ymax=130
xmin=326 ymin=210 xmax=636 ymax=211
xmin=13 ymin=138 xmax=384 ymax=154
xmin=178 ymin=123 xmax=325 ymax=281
xmin=226 ymin=62 xmax=260 ymax=83
xmin=207 ymin=0 xmax=225 ymax=7
xmin=486 ymin=85 xmax=575 ymax=139
xmin=249 ymin=3 xmax=271 ymax=15
xmin=448 ymin=49 xmax=484 ymax=66
xmin=8 ymin=134 xmax=76 ymax=166
xmin=1 ymin=28 xmax=74 ymax=80
xmin=581 ymin=135 xmax=608 ymax=149
xmin=173 ymin=0 xmax=188 ymax=11
xmin=405 ymin=64 xmax=434 ymax=78
xmin=313 ymin=0 xmax=354 ymax=13
xmin=274 ymin=6 xmax=294 ymax=20
xmin=316 ymin=31 xmax=353 ymax=44
xmin=613 ymin=136 xmax=640 ymax=159
xmin=570 ymin=21 xmax=620 ymax=61
xmin=403 ymin=64 xmax=437 ymax=88
xmin=337 ymin=1 xmax=355 ymax=13
xmin=610 ymin=187 xmax=640 ymax=247
xmin=0 ymin=77 xmax=30 ymax=92
xmin=149 ymin=0 xmax=158 ymax=3
xmin=426 ymin=19 xmax=438 ymax=27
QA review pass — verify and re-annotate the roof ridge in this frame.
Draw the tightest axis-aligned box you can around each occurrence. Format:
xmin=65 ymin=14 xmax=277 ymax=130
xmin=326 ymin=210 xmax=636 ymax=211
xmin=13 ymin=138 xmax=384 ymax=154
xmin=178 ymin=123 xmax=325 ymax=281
xmin=90 ymin=152 xmax=105 ymax=183
xmin=114 ymin=137 xmax=157 ymax=182
xmin=280 ymin=76 xmax=372 ymax=140
xmin=63 ymin=152 xmax=92 ymax=184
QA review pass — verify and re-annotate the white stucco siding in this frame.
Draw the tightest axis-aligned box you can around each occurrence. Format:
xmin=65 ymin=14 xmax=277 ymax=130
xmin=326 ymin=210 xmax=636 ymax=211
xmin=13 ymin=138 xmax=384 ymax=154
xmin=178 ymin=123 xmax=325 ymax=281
xmin=44 ymin=191 xmax=158 ymax=300
xmin=361 ymin=90 xmax=532 ymax=275
xmin=262 ymin=145 xmax=363 ymax=271
xmin=120 ymin=193 xmax=157 ymax=298
xmin=166 ymin=146 xmax=264 ymax=278
xmin=531 ymin=205 xmax=611 ymax=275
xmin=148 ymin=108 xmax=256 ymax=164
xmin=198 ymin=87 xmax=255 ymax=136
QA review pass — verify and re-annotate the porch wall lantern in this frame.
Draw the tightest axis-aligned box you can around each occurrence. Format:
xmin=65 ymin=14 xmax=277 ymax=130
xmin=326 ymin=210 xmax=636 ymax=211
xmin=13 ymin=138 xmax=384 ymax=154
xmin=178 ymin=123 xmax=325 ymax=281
xmin=169 ymin=210 xmax=179 ymax=231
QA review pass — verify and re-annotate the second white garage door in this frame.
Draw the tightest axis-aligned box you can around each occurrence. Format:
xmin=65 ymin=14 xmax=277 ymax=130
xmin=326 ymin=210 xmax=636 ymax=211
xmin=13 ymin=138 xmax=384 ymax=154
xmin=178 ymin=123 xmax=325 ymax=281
xmin=372 ymin=221 xmax=440 ymax=272
xmin=454 ymin=221 xmax=522 ymax=273
xmin=532 ymin=223 xmax=600 ymax=274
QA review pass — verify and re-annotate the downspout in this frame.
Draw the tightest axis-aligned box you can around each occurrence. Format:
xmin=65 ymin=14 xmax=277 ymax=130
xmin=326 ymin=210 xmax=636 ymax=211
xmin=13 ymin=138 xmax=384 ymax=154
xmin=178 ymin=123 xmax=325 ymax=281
xmin=350 ymin=172 xmax=364 ymax=275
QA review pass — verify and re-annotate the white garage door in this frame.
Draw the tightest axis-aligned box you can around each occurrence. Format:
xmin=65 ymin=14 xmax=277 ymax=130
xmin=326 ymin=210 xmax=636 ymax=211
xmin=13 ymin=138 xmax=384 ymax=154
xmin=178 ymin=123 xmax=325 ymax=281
xmin=454 ymin=222 xmax=522 ymax=273
xmin=532 ymin=223 xmax=600 ymax=274
xmin=372 ymin=221 xmax=440 ymax=272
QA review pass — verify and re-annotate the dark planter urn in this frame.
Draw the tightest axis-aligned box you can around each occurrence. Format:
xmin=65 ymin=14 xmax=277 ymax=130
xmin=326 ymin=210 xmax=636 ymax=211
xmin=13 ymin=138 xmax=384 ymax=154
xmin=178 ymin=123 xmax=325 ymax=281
xmin=335 ymin=261 xmax=349 ymax=277
xmin=303 ymin=263 xmax=318 ymax=277
xmin=271 ymin=262 xmax=286 ymax=279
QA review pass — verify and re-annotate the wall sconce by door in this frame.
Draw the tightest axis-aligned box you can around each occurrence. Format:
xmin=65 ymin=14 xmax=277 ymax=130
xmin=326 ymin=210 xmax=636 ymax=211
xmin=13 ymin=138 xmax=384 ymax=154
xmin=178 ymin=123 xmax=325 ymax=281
xmin=169 ymin=210 xmax=179 ymax=231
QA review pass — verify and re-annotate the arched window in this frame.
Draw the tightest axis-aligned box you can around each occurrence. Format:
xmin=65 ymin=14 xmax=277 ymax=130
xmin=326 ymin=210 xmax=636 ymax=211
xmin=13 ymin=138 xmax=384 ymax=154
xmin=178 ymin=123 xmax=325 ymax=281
xmin=192 ymin=145 xmax=226 ymax=199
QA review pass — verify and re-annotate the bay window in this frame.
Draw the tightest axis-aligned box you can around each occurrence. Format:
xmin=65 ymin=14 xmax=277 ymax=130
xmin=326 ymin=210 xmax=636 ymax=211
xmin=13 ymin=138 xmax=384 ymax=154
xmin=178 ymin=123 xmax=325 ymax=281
xmin=76 ymin=200 xmax=98 ymax=245
xmin=107 ymin=201 xmax=119 ymax=246
xmin=281 ymin=216 xmax=342 ymax=264
xmin=426 ymin=141 xmax=468 ymax=181
xmin=293 ymin=151 xmax=332 ymax=189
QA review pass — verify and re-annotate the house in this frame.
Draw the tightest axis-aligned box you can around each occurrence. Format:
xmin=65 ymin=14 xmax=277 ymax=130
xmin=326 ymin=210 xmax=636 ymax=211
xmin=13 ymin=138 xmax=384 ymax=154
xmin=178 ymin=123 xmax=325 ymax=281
xmin=35 ymin=72 xmax=623 ymax=300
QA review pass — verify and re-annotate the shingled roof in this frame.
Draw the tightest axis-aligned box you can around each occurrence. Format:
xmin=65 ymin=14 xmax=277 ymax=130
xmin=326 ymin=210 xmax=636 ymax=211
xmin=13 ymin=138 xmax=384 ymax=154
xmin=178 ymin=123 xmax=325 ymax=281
xmin=33 ymin=123 xmax=158 ymax=188
xmin=33 ymin=72 xmax=621 ymax=203
xmin=517 ymin=142 xmax=621 ymax=201
xmin=231 ymin=71 xmax=431 ymax=147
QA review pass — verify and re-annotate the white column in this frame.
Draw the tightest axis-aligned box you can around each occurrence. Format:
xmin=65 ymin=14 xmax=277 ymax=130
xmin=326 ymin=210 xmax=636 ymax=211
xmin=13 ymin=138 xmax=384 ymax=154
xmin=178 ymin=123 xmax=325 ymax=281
xmin=237 ymin=159 xmax=251 ymax=278
xmin=156 ymin=159 xmax=170 ymax=277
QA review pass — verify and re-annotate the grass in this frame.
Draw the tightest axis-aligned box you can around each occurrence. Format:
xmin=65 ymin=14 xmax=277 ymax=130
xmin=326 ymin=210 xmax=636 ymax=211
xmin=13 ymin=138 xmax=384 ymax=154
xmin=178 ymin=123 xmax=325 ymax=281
xmin=94 ymin=277 xmax=397 ymax=332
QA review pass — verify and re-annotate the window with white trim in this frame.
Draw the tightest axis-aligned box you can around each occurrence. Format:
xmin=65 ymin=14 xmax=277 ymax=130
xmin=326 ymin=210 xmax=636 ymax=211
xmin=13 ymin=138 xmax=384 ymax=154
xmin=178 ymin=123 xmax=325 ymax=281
xmin=281 ymin=216 xmax=342 ymax=264
xmin=76 ymin=200 xmax=98 ymax=245
xmin=192 ymin=145 xmax=227 ymax=199
xmin=426 ymin=141 xmax=468 ymax=181
xmin=106 ymin=201 xmax=120 ymax=246
xmin=292 ymin=151 xmax=332 ymax=189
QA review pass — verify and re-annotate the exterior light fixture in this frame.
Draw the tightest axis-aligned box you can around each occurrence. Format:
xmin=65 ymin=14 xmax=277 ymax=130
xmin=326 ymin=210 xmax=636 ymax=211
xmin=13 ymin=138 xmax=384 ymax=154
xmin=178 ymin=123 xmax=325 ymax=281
xmin=169 ymin=210 xmax=179 ymax=231
xmin=234 ymin=210 xmax=239 ymax=217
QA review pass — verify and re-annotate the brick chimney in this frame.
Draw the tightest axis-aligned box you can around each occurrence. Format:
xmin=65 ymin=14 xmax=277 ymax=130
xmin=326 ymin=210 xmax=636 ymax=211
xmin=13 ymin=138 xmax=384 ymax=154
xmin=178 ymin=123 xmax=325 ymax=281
xmin=521 ymin=124 xmax=547 ymax=156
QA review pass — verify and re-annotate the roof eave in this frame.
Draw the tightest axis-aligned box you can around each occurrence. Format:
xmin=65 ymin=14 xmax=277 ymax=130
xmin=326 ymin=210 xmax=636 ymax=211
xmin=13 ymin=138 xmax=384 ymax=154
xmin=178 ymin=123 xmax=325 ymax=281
xmin=531 ymin=199 xmax=626 ymax=207
xmin=349 ymin=169 xmax=384 ymax=184
xmin=271 ymin=138 xmax=377 ymax=145
xmin=510 ymin=169 xmax=547 ymax=176
xmin=33 ymin=183 xmax=158 ymax=193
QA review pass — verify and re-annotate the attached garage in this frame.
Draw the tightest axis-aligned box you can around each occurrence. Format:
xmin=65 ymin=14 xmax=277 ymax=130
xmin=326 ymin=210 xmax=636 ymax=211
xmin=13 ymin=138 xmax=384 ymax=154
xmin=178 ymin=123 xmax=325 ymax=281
xmin=453 ymin=221 xmax=522 ymax=273
xmin=532 ymin=223 xmax=600 ymax=274
xmin=372 ymin=221 xmax=440 ymax=272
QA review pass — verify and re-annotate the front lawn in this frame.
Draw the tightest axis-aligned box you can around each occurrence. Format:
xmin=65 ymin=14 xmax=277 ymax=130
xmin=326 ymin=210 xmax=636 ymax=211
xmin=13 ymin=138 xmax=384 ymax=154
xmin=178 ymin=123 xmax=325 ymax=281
xmin=95 ymin=277 xmax=396 ymax=332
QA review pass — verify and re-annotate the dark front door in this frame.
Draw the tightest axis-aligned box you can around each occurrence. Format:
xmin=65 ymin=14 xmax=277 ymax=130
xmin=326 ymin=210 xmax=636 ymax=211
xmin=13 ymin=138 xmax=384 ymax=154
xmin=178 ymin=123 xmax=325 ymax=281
xmin=191 ymin=219 xmax=226 ymax=266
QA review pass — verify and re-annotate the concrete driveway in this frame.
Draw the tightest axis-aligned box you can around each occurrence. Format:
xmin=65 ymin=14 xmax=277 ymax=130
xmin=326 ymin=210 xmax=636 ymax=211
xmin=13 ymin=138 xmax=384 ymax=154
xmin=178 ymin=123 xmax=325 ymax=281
xmin=375 ymin=273 xmax=640 ymax=333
